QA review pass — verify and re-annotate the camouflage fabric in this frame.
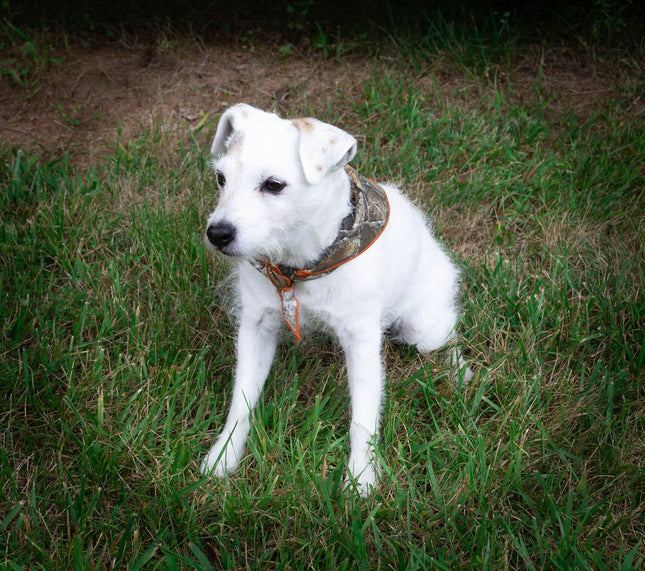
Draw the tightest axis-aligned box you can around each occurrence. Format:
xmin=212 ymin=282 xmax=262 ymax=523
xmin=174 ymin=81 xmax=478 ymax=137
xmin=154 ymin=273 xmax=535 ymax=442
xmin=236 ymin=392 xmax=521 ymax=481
xmin=251 ymin=165 xmax=390 ymax=340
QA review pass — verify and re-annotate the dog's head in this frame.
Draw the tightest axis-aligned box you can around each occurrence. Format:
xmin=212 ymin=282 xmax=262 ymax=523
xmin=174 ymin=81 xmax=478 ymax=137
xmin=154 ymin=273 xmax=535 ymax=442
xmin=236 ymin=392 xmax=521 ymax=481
xmin=205 ymin=103 xmax=357 ymax=266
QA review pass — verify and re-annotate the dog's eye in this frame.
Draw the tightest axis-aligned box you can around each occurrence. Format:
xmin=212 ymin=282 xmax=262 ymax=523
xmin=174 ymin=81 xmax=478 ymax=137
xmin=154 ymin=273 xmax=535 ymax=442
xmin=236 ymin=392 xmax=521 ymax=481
xmin=215 ymin=171 xmax=226 ymax=188
xmin=262 ymin=178 xmax=286 ymax=194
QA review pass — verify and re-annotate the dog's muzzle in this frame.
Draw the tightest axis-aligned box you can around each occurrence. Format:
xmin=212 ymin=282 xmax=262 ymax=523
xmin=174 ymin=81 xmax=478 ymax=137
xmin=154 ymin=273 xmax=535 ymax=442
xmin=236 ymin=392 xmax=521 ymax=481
xmin=206 ymin=221 xmax=236 ymax=251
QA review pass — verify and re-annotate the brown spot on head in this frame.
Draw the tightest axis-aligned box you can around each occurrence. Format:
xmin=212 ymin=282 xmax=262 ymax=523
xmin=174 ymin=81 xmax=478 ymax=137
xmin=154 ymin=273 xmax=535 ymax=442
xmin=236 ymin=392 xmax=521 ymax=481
xmin=316 ymin=165 xmax=322 ymax=172
xmin=292 ymin=118 xmax=314 ymax=133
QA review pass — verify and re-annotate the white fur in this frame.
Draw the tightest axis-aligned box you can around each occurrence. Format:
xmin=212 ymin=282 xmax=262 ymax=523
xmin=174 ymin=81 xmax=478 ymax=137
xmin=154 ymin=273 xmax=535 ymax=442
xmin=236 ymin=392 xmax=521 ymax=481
xmin=201 ymin=103 xmax=472 ymax=496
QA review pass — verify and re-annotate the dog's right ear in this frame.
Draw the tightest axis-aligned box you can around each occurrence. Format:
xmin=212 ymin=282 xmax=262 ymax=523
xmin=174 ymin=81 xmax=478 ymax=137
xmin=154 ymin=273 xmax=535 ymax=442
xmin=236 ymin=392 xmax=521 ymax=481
xmin=210 ymin=104 xmax=273 ymax=156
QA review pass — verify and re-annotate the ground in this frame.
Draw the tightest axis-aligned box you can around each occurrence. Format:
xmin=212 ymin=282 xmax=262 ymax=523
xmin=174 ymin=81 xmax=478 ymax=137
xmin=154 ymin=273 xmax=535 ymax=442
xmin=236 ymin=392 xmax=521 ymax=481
xmin=1 ymin=39 xmax=636 ymax=164
xmin=1 ymin=41 xmax=371 ymax=162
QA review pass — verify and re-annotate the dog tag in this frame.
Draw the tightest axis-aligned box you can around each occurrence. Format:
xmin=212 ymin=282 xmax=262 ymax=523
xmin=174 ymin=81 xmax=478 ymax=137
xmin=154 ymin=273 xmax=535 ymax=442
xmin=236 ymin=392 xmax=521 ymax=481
xmin=278 ymin=288 xmax=301 ymax=341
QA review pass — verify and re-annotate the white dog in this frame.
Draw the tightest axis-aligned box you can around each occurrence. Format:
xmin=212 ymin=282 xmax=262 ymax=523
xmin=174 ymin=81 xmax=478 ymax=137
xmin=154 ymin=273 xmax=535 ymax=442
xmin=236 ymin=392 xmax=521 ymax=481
xmin=201 ymin=103 xmax=472 ymax=495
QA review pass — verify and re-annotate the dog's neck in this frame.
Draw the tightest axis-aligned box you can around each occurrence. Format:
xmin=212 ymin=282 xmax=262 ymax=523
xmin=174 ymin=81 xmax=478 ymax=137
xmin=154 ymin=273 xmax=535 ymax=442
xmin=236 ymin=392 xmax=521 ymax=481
xmin=250 ymin=166 xmax=390 ymax=340
xmin=253 ymin=166 xmax=390 ymax=283
xmin=278 ymin=168 xmax=354 ymax=268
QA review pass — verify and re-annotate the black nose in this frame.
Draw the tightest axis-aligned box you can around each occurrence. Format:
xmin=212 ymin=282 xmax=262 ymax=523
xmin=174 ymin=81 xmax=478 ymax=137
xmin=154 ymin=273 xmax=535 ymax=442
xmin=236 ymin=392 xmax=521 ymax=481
xmin=206 ymin=222 xmax=236 ymax=249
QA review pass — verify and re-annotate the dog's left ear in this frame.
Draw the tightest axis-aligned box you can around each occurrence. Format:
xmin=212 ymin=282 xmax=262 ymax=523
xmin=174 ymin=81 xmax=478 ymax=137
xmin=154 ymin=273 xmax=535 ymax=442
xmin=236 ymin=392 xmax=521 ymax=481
xmin=293 ymin=118 xmax=357 ymax=184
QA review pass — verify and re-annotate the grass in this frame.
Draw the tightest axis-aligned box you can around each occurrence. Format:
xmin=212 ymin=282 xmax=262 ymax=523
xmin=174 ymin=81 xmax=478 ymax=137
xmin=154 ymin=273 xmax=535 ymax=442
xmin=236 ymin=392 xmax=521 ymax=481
xmin=0 ymin=21 xmax=63 ymax=97
xmin=1 ymin=23 xmax=644 ymax=570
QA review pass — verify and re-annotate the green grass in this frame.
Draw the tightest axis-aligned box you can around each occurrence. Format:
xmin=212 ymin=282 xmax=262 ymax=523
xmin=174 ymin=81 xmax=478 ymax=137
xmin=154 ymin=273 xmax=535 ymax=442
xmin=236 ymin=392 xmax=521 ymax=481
xmin=1 ymin=33 xmax=644 ymax=570
xmin=0 ymin=21 xmax=63 ymax=97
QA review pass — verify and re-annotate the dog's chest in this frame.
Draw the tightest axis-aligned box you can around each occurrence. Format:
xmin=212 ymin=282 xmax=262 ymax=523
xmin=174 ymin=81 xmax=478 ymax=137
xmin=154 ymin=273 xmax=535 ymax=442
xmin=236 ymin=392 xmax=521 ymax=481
xmin=283 ymin=275 xmax=364 ymax=337
xmin=294 ymin=279 xmax=343 ymax=323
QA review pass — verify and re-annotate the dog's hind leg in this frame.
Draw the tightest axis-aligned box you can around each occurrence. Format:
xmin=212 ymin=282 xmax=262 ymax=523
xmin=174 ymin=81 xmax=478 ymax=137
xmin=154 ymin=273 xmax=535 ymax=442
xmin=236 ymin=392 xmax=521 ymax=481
xmin=201 ymin=310 xmax=281 ymax=477
xmin=396 ymin=307 xmax=474 ymax=384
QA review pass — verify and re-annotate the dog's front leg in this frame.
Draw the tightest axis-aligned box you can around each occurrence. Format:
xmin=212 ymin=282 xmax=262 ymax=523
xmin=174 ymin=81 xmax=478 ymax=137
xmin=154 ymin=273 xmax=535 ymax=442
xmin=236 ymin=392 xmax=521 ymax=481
xmin=200 ymin=311 xmax=280 ymax=477
xmin=339 ymin=328 xmax=384 ymax=496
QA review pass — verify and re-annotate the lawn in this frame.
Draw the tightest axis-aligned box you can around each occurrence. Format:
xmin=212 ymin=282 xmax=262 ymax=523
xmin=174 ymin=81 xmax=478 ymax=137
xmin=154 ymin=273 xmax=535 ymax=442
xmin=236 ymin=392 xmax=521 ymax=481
xmin=1 ymin=6 xmax=644 ymax=569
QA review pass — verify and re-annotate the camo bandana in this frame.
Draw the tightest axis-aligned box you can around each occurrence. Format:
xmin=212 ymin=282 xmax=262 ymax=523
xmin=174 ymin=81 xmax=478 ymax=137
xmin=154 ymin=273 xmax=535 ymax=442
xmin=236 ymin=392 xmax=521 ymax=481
xmin=251 ymin=165 xmax=390 ymax=340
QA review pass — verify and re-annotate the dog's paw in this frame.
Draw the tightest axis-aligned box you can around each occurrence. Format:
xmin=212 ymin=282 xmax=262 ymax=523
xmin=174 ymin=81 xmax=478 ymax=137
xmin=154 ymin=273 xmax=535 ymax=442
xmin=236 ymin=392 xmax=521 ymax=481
xmin=200 ymin=433 xmax=245 ymax=477
xmin=200 ymin=451 xmax=233 ymax=478
xmin=346 ymin=454 xmax=379 ymax=497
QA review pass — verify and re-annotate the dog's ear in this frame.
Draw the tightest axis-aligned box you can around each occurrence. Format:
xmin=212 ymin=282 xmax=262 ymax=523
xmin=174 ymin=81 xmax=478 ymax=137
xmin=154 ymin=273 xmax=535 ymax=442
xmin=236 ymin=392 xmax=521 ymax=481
xmin=210 ymin=104 xmax=273 ymax=156
xmin=293 ymin=118 xmax=357 ymax=184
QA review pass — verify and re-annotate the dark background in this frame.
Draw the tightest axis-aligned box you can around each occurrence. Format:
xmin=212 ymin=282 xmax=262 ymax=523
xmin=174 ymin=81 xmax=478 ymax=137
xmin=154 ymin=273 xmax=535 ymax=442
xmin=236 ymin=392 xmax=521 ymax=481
xmin=2 ymin=0 xmax=643 ymax=47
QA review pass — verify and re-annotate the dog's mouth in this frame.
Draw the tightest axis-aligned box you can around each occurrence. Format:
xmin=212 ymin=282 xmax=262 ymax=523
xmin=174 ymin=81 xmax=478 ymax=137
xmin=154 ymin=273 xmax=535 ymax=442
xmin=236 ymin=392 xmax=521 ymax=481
xmin=211 ymin=245 xmax=238 ymax=257
xmin=205 ymin=240 xmax=240 ymax=258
